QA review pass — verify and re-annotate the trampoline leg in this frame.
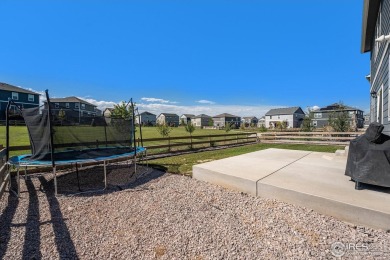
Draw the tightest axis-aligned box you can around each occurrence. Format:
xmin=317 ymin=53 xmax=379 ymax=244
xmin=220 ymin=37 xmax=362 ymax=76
xmin=75 ymin=163 xmax=82 ymax=192
xmin=134 ymin=156 xmax=137 ymax=174
xmin=24 ymin=166 xmax=27 ymax=180
xmin=17 ymin=167 xmax=20 ymax=198
xmin=53 ymin=166 xmax=57 ymax=196
xmin=104 ymin=161 xmax=107 ymax=189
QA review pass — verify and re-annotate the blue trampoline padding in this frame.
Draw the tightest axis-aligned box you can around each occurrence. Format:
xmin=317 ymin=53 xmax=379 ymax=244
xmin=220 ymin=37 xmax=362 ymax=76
xmin=9 ymin=147 xmax=146 ymax=166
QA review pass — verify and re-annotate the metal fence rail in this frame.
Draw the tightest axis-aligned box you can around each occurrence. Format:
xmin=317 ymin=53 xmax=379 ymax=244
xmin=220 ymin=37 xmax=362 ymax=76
xmin=0 ymin=147 xmax=10 ymax=199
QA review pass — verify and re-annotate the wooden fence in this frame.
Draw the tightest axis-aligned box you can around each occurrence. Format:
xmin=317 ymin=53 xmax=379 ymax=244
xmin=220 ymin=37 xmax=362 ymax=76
xmin=257 ymin=131 xmax=362 ymax=145
xmin=0 ymin=147 xmax=10 ymax=199
xmin=7 ymin=132 xmax=258 ymax=155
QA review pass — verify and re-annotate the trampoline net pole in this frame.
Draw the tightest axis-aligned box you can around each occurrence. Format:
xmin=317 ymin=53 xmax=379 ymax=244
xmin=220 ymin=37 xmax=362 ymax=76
xmin=45 ymin=90 xmax=56 ymax=169
xmin=5 ymin=99 xmax=11 ymax=162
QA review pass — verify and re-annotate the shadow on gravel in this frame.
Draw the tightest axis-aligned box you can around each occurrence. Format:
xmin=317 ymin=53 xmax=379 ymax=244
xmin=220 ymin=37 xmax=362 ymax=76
xmin=22 ymin=177 xmax=42 ymax=259
xmin=0 ymin=177 xmax=19 ymax=260
xmin=38 ymin=176 xmax=79 ymax=259
xmin=41 ymin=164 xmax=166 ymax=197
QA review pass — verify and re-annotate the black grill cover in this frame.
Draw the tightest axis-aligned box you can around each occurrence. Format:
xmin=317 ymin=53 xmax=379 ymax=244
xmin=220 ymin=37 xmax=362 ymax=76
xmin=345 ymin=122 xmax=390 ymax=188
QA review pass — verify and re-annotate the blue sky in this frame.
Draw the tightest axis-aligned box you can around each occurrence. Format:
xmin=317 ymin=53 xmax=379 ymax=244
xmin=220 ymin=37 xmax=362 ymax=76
xmin=0 ymin=0 xmax=370 ymax=116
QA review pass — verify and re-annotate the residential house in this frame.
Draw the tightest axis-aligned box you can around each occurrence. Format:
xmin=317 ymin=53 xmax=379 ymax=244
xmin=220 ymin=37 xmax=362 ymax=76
xmin=310 ymin=103 xmax=364 ymax=129
xmin=0 ymin=82 xmax=40 ymax=120
xmin=103 ymin=108 xmax=114 ymax=117
xmin=45 ymin=97 xmax=98 ymax=123
xmin=136 ymin=111 xmax=157 ymax=126
xmin=213 ymin=113 xmax=241 ymax=128
xmin=265 ymin=107 xmax=305 ymax=129
xmin=257 ymin=116 xmax=266 ymax=127
xmin=192 ymin=114 xmax=212 ymax=127
xmin=361 ymin=0 xmax=390 ymax=134
xmin=180 ymin=114 xmax=195 ymax=125
xmin=242 ymin=116 xmax=258 ymax=127
xmin=364 ymin=114 xmax=371 ymax=127
xmin=156 ymin=113 xmax=180 ymax=127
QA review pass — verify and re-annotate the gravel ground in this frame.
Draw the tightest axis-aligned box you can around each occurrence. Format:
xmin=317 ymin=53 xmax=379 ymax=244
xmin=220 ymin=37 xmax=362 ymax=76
xmin=0 ymin=164 xmax=389 ymax=259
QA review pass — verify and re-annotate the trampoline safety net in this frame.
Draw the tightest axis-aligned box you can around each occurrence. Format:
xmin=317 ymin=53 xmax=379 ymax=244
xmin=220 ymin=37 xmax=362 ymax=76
xmin=21 ymin=95 xmax=135 ymax=162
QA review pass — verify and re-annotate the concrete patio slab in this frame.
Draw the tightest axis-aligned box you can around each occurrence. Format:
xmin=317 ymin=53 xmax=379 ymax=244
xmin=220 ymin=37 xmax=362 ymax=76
xmin=193 ymin=148 xmax=311 ymax=196
xmin=193 ymin=148 xmax=390 ymax=230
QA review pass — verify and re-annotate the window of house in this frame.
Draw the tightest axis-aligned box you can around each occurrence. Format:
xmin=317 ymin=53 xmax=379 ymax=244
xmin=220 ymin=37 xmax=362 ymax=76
xmin=66 ymin=103 xmax=70 ymax=108
xmin=75 ymin=103 xmax=79 ymax=109
xmin=55 ymin=103 xmax=59 ymax=108
xmin=374 ymin=4 xmax=382 ymax=61
xmin=313 ymin=121 xmax=317 ymax=127
xmin=314 ymin=113 xmax=322 ymax=118
xmin=81 ymin=104 xmax=85 ymax=110
xmin=28 ymin=94 xmax=34 ymax=102
xmin=270 ymin=116 xmax=272 ymax=119
xmin=11 ymin=92 xmax=18 ymax=100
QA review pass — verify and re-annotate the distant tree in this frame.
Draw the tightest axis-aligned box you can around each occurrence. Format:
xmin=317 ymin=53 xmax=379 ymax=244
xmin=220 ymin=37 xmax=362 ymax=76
xmin=208 ymin=118 xmax=214 ymax=127
xmin=240 ymin=122 xmax=246 ymax=130
xmin=276 ymin=120 xmax=288 ymax=131
xmin=156 ymin=123 xmax=172 ymax=138
xmin=225 ymin=122 xmax=232 ymax=133
xmin=58 ymin=109 xmax=66 ymax=126
xmin=258 ymin=125 xmax=267 ymax=132
xmin=301 ymin=115 xmax=314 ymax=132
xmin=328 ymin=103 xmax=350 ymax=132
xmin=180 ymin=118 xmax=186 ymax=126
xmin=185 ymin=123 xmax=196 ymax=149
xmin=111 ymin=101 xmax=135 ymax=120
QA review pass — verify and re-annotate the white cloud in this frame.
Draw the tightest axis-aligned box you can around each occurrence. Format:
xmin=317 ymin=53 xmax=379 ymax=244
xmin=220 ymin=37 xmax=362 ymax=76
xmin=141 ymin=97 xmax=170 ymax=103
xmin=196 ymin=99 xmax=216 ymax=105
xmin=82 ymin=98 xmax=117 ymax=111
xmin=308 ymin=105 xmax=320 ymax=112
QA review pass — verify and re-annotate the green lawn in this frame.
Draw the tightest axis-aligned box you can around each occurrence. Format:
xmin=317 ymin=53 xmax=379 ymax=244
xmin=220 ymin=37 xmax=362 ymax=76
xmin=145 ymin=143 xmax=344 ymax=176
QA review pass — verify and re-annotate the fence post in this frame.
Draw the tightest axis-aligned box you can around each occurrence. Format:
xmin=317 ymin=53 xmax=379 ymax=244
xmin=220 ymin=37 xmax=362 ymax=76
xmin=209 ymin=135 xmax=211 ymax=147
xmin=236 ymin=134 xmax=238 ymax=144
xmin=168 ymin=136 xmax=171 ymax=152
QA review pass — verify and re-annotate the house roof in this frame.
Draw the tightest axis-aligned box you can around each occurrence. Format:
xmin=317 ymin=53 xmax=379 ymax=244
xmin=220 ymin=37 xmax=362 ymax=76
xmin=243 ymin=116 xmax=258 ymax=120
xmin=104 ymin=108 xmax=114 ymax=112
xmin=213 ymin=113 xmax=240 ymax=118
xmin=361 ymin=0 xmax=381 ymax=53
xmin=139 ymin=111 xmax=156 ymax=116
xmin=0 ymin=82 xmax=40 ymax=95
xmin=265 ymin=107 xmax=303 ymax=116
xmin=159 ymin=113 xmax=179 ymax=117
xmin=49 ymin=96 xmax=96 ymax=107
xmin=318 ymin=103 xmax=363 ymax=112
xmin=181 ymin=114 xmax=195 ymax=118
xmin=194 ymin=114 xmax=211 ymax=118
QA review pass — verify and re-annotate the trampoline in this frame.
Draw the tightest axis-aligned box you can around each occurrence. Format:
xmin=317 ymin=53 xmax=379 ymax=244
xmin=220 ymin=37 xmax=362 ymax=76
xmin=6 ymin=90 xmax=146 ymax=196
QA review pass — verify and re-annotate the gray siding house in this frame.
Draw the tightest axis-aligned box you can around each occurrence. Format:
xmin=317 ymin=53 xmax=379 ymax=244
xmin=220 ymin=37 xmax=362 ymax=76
xmin=180 ymin=114 xmax=195 ymax=125
xmin=242 ymin=116 xmax=258 ymax=127
xmin=136 ymin=111 xmax=156 ymax=126
xmin=265 ymin=107 xmax=305 ymax=129
xmin=362 ymin=0 xmax=390 ymax=134
xmin=156 ymin=113 xmax=180 ymax=126
xmin=0 ymin=82 xmax=40 ymax=120
xmin=310 ymin=103 xmax=364 ymax=129
xmin=192 ymin=114 xmax=212 ymax=127
xmin=213 ymin=113 xmax=241 ymax=128
xmin=45 ymin=96 xmax=98 ymax=119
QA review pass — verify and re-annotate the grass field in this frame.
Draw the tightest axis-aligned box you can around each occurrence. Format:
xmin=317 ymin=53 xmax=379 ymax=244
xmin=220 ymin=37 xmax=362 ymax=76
xmin=145 ymin=143 xmax=344 ymax=176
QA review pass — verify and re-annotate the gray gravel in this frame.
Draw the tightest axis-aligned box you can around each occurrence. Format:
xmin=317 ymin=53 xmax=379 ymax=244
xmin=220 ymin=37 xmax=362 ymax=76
xmin=1 ymin=165 xmax=389 ymax=259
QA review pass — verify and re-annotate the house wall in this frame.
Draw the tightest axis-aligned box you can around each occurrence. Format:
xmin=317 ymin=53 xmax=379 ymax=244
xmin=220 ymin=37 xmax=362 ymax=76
xmin=0 ymin=90 xmax=40 ymax=120
xmin=370 ymin=0 xmax=390 ymax=135
xmin=157 ymin=115 xmax=179 ymax=126
xmin=265 ymin=114 xmax=294 ymax=128
xmin=138 ymin=114 xmax=156 ymax=125
xmin=311 ymin=110 xmax=365 ymax=129
xmin=193 ymin=117 xmax=211 ymax=127
xmin=213 ymin=116 xmax=241 ymax=127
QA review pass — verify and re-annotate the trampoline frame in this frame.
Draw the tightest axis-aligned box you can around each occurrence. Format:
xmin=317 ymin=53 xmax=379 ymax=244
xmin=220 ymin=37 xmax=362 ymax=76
xmin=6 ymin=90 xmax=146 ymax=196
